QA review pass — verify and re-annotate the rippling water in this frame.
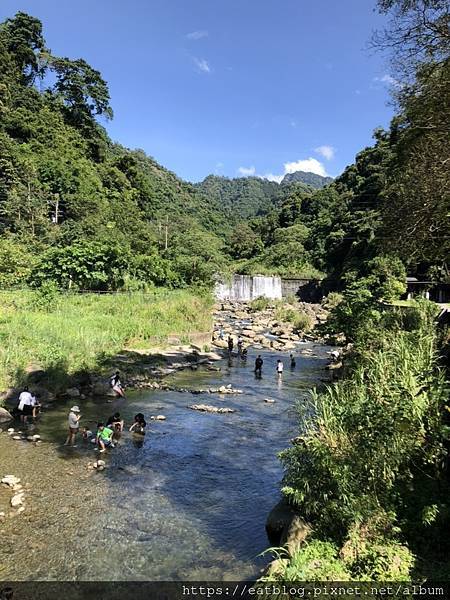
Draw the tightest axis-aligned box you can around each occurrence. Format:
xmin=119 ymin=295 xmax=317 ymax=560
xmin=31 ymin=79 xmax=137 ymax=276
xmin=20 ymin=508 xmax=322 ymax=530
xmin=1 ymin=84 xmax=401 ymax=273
xmin=0 ymin=345 xmax=330 ymax=581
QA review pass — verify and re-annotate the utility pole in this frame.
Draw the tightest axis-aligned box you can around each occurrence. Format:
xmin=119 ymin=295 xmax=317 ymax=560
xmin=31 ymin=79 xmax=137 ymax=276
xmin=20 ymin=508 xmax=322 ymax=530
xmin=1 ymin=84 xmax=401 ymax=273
xmin=165 ymin=214 xmax=168 ymax=251
xmin=54 ymin=193 xmax=60 ymax=224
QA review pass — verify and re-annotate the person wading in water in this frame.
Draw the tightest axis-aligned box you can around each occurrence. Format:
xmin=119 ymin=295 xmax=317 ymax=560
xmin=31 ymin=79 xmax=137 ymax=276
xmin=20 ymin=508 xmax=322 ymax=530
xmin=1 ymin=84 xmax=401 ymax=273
xmin=254 ymin=355 xmax=263 ymax=377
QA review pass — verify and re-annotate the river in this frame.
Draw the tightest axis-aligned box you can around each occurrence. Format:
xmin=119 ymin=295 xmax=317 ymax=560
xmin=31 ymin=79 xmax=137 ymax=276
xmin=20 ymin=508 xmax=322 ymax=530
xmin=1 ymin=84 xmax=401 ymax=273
xmin=0 ymin=344 xmax=330 ymax=581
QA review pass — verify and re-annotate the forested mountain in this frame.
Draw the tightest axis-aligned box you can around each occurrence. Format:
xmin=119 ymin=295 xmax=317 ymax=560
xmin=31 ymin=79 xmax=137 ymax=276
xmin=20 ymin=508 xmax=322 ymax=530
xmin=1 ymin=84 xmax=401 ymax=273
xmin=0 ymin=9 xmax=448 ymax=291
xmin=0 ymin=12 xmax=230 ymax=289
xmin=281 ymin=170 xmax=334 ymax=188
xmin=195 ymin=175 xmax=286 ymax=221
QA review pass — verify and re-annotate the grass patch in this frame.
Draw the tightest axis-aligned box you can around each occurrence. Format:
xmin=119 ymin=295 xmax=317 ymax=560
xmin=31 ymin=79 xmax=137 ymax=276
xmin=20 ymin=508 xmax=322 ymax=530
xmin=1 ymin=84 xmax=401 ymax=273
xmin=0 ymin=289 xmax=212 ymax=391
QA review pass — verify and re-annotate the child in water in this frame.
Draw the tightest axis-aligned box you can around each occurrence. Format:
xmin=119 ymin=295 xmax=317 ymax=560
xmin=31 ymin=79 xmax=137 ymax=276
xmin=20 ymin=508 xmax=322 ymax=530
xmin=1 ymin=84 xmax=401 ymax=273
xmin=129 ymin=413 xmax=147 ymax=435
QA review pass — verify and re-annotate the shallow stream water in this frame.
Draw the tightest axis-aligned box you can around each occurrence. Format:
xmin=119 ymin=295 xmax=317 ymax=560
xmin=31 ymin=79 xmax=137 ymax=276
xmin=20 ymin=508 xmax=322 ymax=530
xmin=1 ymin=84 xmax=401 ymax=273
xmin=0 ymin=344 xmax=330 ymax=581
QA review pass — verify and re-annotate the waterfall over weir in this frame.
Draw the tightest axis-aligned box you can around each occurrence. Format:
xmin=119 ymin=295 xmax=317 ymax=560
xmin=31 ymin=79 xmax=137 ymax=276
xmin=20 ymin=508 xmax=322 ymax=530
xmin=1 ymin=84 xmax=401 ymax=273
xmin=215 ymin=274 xmax=283 ymax=301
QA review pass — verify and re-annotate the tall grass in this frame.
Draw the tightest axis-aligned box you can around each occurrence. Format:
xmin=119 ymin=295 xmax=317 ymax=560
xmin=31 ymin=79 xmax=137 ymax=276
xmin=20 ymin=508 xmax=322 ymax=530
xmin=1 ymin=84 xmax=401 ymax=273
xmin=0 ymin=289 xmax=212 ymax=390
xmin=272 ymin=302 xmax=449 ymax=579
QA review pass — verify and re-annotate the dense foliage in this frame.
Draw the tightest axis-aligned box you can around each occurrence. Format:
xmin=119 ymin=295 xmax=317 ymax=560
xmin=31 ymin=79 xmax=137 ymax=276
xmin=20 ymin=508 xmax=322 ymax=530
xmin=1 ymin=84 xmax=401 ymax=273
xmin=0 ymin=12 xmax=229 ymax=290
xmin=0 ymin=8 xmax=447 ymax=290
xmin=264 ymin=0 xmax=450 ymax=581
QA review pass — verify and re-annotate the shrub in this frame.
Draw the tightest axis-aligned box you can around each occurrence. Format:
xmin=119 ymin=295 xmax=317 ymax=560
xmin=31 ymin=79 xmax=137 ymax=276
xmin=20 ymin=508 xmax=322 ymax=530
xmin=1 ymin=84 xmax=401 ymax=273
xmin=280 ymin=303 xmax=447 ymax=543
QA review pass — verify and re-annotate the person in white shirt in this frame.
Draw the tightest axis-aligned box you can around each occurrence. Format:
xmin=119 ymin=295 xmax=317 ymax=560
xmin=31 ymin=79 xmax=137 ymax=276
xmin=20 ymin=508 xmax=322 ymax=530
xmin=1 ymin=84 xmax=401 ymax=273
xmin=276 ymin=359 xmax=284 ymax=376
xmin=17 ymin=387 xmax=34 ymax=423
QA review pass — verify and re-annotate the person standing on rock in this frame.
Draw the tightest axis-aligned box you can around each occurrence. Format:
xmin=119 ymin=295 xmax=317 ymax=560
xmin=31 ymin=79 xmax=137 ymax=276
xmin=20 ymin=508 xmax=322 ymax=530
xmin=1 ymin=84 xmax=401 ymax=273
xmin=276 ymin=359 xmax=284 ymax=377
xmin=110 ymin=370 xmax=126 ymax=398
xmin=254 ymin=355 xmax=263 ymax=377
xmin=17 ymin=386 xmax=34 ymax=423
xmin=227 ymin=335 xmax=234 ymax=354
xmin=64 ymin=405 xmax=81 ymax=447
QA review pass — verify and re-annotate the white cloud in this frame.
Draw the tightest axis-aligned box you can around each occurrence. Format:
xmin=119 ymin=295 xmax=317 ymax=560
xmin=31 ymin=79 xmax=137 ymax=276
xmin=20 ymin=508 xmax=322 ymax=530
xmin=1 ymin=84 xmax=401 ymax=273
xmin=186 ymin=30 xmax=208 ymax=40
xmin=237 ymin=166 xmax=256 ymax=177
xmin=373 ymin=74 xmax=401 ymax=88
xmin=262 ymin=173 xmax=284 ymax=184
xmin=284 ymin=157 xmax=328 ymax=177
xmin=193 ymin=57 xmax=211 ymax=74
xmin=314 ymin=145 xmax=335 ymax=161
xmin=237 ymin=157 xmax=330 ymax=184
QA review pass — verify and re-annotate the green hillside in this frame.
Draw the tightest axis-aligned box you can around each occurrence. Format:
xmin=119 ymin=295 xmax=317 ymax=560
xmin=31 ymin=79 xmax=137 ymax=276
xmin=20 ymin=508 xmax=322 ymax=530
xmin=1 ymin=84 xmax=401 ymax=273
xmin=282 ymin=170 xmax=334 ymax=188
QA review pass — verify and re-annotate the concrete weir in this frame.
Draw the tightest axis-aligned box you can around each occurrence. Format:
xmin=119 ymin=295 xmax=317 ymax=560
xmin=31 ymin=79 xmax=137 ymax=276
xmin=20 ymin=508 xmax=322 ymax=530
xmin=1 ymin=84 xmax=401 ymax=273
xmin=215 ymin=275 xmax=283 ymax=301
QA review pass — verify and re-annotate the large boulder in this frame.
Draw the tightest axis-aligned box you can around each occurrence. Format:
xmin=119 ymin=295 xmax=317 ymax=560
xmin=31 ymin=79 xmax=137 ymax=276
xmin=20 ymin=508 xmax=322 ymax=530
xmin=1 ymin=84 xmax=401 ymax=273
xmin=0 ymin=406 xmax=13 ymax=422
xmin=66 ymin=387 xmax=80 ymax=398
xmin=92 ymin=380 xmax=115 ymax=397
xmin=266 ymin=498 xmax=297 ymax=546
xmin=280 ymin=515 xmax=311 ymax=556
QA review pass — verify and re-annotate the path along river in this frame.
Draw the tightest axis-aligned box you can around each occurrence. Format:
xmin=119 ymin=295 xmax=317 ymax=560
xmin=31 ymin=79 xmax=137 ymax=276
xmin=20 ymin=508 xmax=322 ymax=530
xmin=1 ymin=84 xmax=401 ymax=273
xmin=0 ymin=344 xmax=331 ymax=581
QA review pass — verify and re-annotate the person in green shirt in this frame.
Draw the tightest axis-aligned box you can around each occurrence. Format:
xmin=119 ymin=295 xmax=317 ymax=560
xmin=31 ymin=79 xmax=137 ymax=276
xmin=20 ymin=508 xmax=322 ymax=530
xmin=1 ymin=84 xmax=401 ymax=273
xmin=96 ymin=422 xmax=115 ymax=453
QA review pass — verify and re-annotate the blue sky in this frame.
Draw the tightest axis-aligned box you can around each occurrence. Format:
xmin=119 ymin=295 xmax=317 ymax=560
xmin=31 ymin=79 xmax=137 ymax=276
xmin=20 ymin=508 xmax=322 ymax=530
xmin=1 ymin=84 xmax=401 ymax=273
xmin=1 ymin=0 xmax=395 ymax=182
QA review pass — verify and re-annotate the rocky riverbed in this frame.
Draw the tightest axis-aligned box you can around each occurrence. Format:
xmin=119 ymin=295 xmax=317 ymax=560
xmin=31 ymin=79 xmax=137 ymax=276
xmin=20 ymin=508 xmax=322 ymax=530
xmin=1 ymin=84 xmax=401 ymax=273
xmin=211 ymin=300 xmax=328 ymax=352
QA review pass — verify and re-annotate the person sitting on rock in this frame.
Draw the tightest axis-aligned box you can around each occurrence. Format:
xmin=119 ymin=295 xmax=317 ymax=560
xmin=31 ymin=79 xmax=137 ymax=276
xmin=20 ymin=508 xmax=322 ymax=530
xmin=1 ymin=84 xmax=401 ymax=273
xmin=110 ymin=371 xmax=126 ymax=398
xmin=107 ymin=412 xmax=124 ymax=433
xmin=96 ymin=422 xmax=115 ymax=453
xmin=129 ymin=413 xmax=147 ymax=435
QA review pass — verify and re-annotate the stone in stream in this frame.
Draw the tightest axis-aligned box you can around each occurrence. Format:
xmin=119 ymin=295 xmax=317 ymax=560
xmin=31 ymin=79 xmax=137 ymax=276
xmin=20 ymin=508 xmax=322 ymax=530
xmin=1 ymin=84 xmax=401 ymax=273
xmin=10 ymin=493 xmax=25 ymax=507
xmin=150 ymin=415 xmax=166 ymax=421
xmin=0 ymin=407 xmax=13 ymax=422
xmin=7 ymin=428 xmax=15 ymax=434
xmin=189 ymin=404 xmax=235 ymax=414
xmin=66 ymin=387 xmax=80 ymax=398
xmin=1 ymin=475 xmax=21 ymax=487
xmin=264 ymin=398 xmax=276 ymax=404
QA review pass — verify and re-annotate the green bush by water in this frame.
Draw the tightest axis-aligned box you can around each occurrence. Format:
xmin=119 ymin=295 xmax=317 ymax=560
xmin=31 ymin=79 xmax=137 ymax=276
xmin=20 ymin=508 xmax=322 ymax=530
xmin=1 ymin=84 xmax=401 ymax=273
xmin=266 ymin=300 xmax=450 ymax=580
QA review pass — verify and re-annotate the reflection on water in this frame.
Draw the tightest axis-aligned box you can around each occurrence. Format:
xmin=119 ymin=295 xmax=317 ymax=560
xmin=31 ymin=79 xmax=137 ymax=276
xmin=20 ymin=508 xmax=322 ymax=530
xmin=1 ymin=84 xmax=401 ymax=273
xmin=0 ymin=345 xmax=330 ymax=581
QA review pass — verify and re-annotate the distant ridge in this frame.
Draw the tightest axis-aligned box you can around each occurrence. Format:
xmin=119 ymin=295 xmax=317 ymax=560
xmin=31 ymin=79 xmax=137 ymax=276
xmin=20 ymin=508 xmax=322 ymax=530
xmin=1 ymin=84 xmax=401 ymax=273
xmin=281 ymin=170 xmax=334 ymax=189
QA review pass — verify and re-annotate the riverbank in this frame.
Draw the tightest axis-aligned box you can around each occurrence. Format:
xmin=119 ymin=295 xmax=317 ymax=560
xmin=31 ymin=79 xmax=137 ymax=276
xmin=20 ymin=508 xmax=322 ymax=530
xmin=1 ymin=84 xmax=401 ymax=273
xmin=0 ymin=335 xmax=333 ymax=580
xmin=0 ymin=289 xmax=213 ymax=401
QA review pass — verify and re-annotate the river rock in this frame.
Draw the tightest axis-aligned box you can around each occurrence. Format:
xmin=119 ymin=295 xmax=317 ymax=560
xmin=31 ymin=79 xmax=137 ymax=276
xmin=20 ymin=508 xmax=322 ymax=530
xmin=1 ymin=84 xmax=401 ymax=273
xmin=280 ymin=515 xmax=312 ymax=556
xmin=7 ymin=428 xmax=15 ymax=434
xmin=189 ymin=404 xmax=235 ymax=414
xmin=66 ymin=387 xmax=80 ymax=398
xmin=266 ymin=498 xmax=297 ymax=546
xmin=12 ymin=435 xmax=22 ymax=441
xmin=153 ymin=415 xmax=166 ymax=421
xmin=0 ymin=407 xmax=13 ymax=422
xmin=10 ymin=493 xmax=25 ymax=507
xmin=92 ymin=380 xmax=116 ymax=397
xmin=266 ymin=558 xmax=289 ymax=577
xmin=2 ymin=475 xmax=20 ymax=487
